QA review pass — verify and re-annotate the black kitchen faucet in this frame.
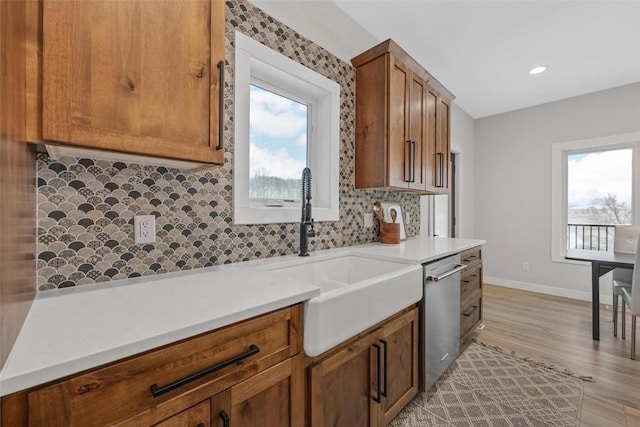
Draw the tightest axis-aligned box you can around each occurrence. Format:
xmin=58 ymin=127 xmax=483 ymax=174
xmin=299 ymin=167 xmax=316 ymax=256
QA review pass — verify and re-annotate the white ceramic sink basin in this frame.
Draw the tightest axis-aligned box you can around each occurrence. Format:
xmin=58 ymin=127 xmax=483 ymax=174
xmin=261 ymin=252 xmax=422 ymax=356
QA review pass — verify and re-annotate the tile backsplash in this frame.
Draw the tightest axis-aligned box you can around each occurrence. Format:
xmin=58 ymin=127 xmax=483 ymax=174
xmin=35 ymin=0 xmax=420 ymax=292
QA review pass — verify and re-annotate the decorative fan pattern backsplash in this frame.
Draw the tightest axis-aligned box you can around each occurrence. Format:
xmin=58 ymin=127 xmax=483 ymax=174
xmin=35 ymin=0 xmax=421 ymax=292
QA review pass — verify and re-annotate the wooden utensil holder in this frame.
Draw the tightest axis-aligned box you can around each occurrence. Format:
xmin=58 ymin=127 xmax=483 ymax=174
xmin=379 ymin=222 xmax=400 ymax=244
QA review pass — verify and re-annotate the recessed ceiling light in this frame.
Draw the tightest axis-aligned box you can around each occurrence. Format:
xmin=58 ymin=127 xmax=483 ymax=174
xmin=528 ymin=66 xmax=547 ymax=75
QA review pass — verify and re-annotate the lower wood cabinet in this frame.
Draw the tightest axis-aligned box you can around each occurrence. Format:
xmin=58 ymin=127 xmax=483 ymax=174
xmin=378 ymin=309 xmax=419 ymax=426
xmin=460 ymin=246 xmax=483 ymax=342
xmin=228 ymin=355 xmax=304 ymax=427
xmin=307 ymin=307 xmax=419 ymax=427
xmin=2 ymin=305 xmax=303 ymax=427
xmin=309 ymin=332 xmax=378 ymax=426
xmin=1 ymin=304 xmax=420 ymax=427
xmin=150 ymin=356 xmax=303 ymax=427
xmin=153 ymin=400 xmax=211 ymax=427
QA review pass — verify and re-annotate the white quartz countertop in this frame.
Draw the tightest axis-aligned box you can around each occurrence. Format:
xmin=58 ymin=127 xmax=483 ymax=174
xmin=0 ymin=236 xmax=484 ymax=396
xmin=0 ymin=264 xmax=320 ymax=396
xmin=353 ymin=236 xmax=485 ymax=265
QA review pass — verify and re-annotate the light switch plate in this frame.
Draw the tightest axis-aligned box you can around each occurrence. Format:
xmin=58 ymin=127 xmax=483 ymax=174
xmin=135 ymin=215 xmax=156 ymax=244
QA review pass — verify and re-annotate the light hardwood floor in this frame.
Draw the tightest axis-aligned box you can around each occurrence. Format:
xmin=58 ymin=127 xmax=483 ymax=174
xmin=469 ymin=284 xmax=640 ymax=427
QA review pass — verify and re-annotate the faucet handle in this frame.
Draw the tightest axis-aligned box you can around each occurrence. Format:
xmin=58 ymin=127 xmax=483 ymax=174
xmin=308 ymin=219 xmax=317 ymax=237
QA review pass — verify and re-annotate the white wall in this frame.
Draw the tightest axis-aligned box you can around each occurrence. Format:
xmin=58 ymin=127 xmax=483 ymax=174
xmin=451 ymin=103 xmax=476 ymax=238
xmin=475 ymin=82 xmax=640 ymax=302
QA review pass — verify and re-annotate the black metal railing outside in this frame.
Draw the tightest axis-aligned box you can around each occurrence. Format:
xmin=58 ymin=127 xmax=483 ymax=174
xmin=567 ymin=223 xmax=621 ymax=251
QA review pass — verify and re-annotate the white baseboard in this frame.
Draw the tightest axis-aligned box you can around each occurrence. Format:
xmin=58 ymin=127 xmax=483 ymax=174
xmin=483 ymin=276 xmax=614 ymax=306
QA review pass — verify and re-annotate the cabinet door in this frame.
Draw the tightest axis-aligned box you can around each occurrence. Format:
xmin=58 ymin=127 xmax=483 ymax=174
xmin=154 ymin=400 xmax=211 ymax=427
xmin=42 ymin=0 xmax=224 ymax=164
xmin=436 ymin=96 xmax=451 ymax=191
xmin=425 ymin=88 xmax=438 ymax=191
xmin=425 ymin=89 xmax=450 ymax=193
xmin=377 ymin=308 xmax=419 ymax=426
xmin=309 ymin=333 xmax=379 ymax=427
xmin=408 ymin=74 xmax=427 ymax=191
xmin=388 ymin=57 xmax=411 ymax=189
xmin=229 ymin=356 xmax=304 ymax=427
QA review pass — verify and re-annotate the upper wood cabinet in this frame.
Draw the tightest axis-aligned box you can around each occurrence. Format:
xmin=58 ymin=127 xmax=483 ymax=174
xmin=33 ymin=0 xmax=225 ymax=164
xmin=387 ymin=59 xmax=428 ymax=191
xmin=352 ymin=39 xmax=454 ymax=194
xmin=436 ymin=95 xmax=451 ymax=191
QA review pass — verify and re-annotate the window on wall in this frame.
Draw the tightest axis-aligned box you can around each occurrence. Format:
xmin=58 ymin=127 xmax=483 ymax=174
xmin=551 ymin=132 xmax=640 ymax=262
xmin=234 ymin=31 xmax=340 ymax=225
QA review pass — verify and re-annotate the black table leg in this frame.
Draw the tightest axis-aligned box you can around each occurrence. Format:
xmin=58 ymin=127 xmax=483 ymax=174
xmin=592 ymin=262 xmax=600 ymax=341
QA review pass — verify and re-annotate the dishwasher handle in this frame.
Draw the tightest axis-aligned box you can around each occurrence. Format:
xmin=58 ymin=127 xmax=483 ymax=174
xmin=425 ymin=264 xmax=466 ymax=282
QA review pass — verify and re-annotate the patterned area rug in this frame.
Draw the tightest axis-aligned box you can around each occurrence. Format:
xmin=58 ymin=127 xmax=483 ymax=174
xmin=391 ymin=342 xmax=589 ymax=427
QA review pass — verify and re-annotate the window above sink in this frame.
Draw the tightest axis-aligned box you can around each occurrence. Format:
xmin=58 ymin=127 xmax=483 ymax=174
xmin=233 ymin=31 xmax=340 ymax=225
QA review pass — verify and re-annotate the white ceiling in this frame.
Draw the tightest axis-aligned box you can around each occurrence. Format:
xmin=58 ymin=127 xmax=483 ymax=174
xmin=249 ymin=0 xmax=640 ymax=118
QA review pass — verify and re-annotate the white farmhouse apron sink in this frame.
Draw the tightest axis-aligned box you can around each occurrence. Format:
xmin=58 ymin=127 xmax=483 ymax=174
xmin=260 ymin=252 xmax=422 ymax=357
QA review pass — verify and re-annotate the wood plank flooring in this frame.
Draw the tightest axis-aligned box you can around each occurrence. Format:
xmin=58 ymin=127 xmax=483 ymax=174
xmin=469 ymin=285 xmax=640 ymax=427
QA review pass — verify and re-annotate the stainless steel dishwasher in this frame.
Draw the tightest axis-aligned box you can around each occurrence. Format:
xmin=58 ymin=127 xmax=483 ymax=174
xmin=421 ymin=254 xmax=466 ymax=391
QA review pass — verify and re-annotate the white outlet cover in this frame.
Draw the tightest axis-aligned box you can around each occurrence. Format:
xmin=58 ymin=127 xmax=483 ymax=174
xmin=135 ymin=215 xmax=156 ymax=244
xmin=364 ymin=213 xmax=373 ymax=228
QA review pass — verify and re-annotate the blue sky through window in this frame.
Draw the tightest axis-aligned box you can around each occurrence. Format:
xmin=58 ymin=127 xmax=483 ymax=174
xmin=567 ymin=148 xmax=632 ymax=208
xmin=249 ymin=84 xmax=308 ymax=200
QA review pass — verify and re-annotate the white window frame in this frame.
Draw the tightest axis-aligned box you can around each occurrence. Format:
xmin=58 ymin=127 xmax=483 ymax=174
xmin=234 ymin=31 xmax=340 ymax=225
xmin=551 ymin=131 xmax=640 ymax=263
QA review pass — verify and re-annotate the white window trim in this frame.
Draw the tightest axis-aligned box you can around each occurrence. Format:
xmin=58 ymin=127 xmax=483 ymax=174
xmin=551 ymin=131 xmax=640 ymax=263
xmin=234 ymin=31 xmax=340 ymax=225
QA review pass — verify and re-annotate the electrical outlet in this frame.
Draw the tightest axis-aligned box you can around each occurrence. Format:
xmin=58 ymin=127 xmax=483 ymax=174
xmin=364 ymin=213 xmax=373 ymax=228
xmin=135 ymin=215 xmax=156 ymax=244
xmin=522 ymin=262 xmax=530 ymax=272
xmin=405 ymin=212 xmax=411 ymax=224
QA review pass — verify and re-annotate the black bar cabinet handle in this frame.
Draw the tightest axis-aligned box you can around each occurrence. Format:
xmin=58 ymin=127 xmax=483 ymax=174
xmin=197 ymin=423 xmax=206 ymax=427
xmin=464 ymin=255 xmax=478 ymax=262
xmin=437 ymin=153 xmax=444 ymax=187
xmin=216 ymin=60 xmax=225 ymax=150
xmin=150 ymin=344 xmax=260 ymax=397
xmin=405 ymin=140 xmax=412 ymax=182
xmin=463 ymin=275 xmax=478 ymax=283
xmin=411 ymin=141 xmax=416 ymax=182
xmin=220 ymin=410 xmax=230 ymax=427
xmin=372 ymin=343 xmax=382 ymax=403
xmin=463 ymin=306 xmax=478 ymax=317
xmin=380 ymin=339 xmax=388 ymax=397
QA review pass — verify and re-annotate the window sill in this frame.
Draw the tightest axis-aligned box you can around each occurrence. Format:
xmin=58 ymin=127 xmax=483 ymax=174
xmin=234 ymin=206 xmax=338 ymax=225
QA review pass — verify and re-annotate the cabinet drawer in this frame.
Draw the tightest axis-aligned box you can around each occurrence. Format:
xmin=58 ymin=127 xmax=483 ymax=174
xmin=460 ymin=247 xmax=481 ymax=268
xmin=28 ymin=305 xmax=302 ymax=427
xmin=460 ymin=265 xmax=482 ymax=303
xmin=460 ymin=297 xmax=481 ymax=339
